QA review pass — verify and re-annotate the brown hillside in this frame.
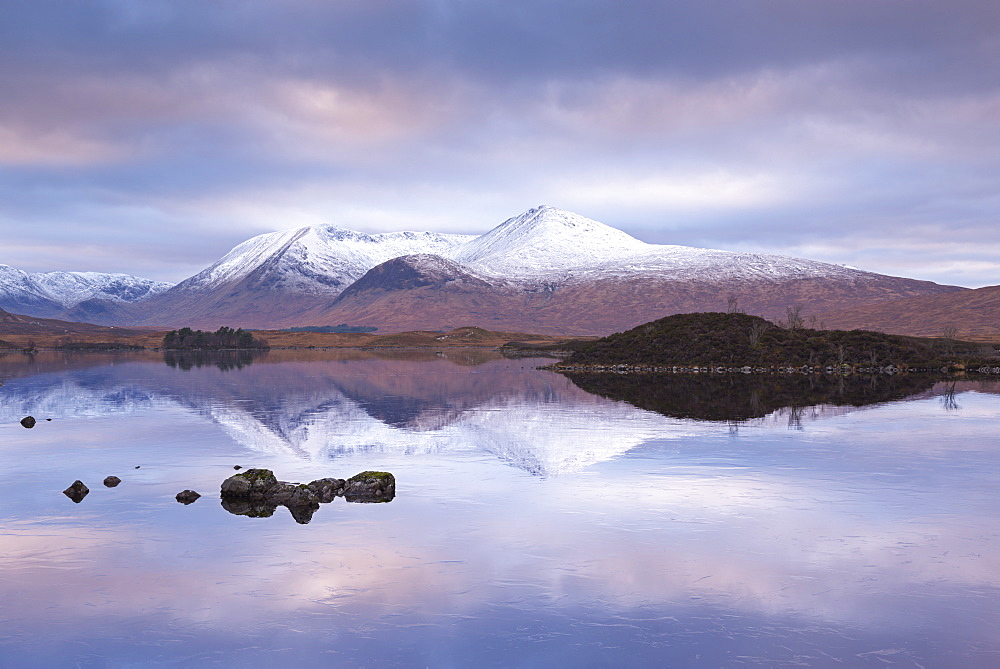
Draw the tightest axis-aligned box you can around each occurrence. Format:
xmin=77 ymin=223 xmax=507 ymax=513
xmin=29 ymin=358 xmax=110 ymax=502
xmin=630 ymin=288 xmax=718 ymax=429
xmin=286 ymin=270 xmax=966 ymax=336
xmin=820 ymin=284 xmax=1000 ymax=341
xmin=0 ymin=307 xmax=574 ymax=349
xmin=0 ymin=307 xmax=153 ymax=343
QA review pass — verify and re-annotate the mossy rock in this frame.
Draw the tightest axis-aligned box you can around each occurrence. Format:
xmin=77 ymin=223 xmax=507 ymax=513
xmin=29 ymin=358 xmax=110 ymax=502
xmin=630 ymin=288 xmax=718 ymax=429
xmin=220 ymin=468 xmax=278 ymax=497
xmin=344 ymin=471 xmax=395 ymax=503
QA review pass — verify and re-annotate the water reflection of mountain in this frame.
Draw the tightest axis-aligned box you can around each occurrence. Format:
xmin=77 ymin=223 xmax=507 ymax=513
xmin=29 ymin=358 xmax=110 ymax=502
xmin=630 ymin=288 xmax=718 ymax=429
xmin=562 ymin=372 xmax=964 ymax=422
xmin=1 ymin=350 xmax=669 ymax=474
xmin=3 ymin=351 xmax=996 ymax=476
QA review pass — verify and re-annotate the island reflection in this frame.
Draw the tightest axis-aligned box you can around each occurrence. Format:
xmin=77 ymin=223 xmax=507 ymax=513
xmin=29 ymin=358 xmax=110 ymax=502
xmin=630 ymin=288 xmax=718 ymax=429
xmin=562 ymin=371 xmax=960 ymax=422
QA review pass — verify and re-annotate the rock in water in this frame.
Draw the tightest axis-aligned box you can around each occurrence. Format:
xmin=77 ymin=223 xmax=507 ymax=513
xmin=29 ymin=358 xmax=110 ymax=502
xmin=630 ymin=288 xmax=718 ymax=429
xmin=265 ymin=483 xmax=320 ymax=506
xmin=219 ymin=469 xmax=395 ymax=522
xmin=63 ymin=480 xmax=89 ymax=503
xmin=176 ymin=490 xmax=201 ymax=504
xmin=20 ymin=416 xmax=36 ymax=428
xmin=103 ymin=476 xmax=121 ymax=487
xmin=343 ymin=471 xmax=396 ymax=503
xmin=220 ymin=468 xmax=278 ymax=497
xmin=308 ymin=477 xmax=346 ymax=503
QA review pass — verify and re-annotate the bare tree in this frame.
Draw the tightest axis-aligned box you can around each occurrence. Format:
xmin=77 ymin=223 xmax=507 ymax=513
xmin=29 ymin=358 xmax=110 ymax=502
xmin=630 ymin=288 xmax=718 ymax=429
xmin=942 ymin=326 xmax=958 ymax=356
xmin=749 ymin=321 xmax=768 ymax=346
xmin=727 ymin=295 xmax=740 ymax=314
xmin=781 ymin=305 xmax=804 ymax=330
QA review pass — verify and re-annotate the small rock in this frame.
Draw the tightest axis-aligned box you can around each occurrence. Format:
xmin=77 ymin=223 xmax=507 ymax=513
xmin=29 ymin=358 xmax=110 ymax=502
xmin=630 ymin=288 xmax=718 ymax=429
xmin=220 ymin=468 xmax=278 ymax=498
xmin=308 ymin=477 xmax=346 ymax=503
xmin=134 ymin=465 xmax=140 ymax=469
xmin=103 ymin=476 xmax=121 ymax=488
xmin=176 ymin=490 xmax=201 ymax=504
xmin=266 ymin=482 xmax=320 ymax=506
xmin=343 ymin=471 xmax=396 ymax=503
xmin=233 ymin=465 xmax=242 ymax=470
xmin=46 ymin=418 xmax=52 ymax=421
xmin=20 ymin=416 xmax=36 ymax=429
xmin=63 ymin=480 xmax=89 ymax=503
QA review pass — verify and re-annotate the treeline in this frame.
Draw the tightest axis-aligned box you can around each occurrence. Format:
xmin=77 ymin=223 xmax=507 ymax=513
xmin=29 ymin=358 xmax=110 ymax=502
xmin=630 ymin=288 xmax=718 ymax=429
xmin=162 ymin=326 xmax=269 ymax=350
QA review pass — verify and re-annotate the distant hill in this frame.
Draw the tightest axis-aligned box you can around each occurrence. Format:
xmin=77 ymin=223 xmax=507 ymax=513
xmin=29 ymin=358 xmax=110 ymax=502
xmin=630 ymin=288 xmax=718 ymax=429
xmin=0 ymin=264 xmax=172 ymax=321
xmin=555 ymin=312 xmax=996 ymax=368
xmin=0 ymin=307 xmax=148 ymax=336
xmin=821 ymin=284 xmax=1000 ymax=341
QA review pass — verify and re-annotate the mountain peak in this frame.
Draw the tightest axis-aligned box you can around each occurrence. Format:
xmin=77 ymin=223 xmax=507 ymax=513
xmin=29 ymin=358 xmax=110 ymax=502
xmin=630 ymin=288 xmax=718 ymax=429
xmin=335 ymin=254 xmax=493 ymax=302
xmin=451 ymin=206 xmax=649 ymax=278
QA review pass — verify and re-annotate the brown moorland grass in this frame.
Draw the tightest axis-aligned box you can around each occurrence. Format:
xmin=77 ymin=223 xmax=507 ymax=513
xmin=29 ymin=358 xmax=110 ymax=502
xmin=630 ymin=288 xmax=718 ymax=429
xmin=0 ymin=325 xmax=585 ymax=350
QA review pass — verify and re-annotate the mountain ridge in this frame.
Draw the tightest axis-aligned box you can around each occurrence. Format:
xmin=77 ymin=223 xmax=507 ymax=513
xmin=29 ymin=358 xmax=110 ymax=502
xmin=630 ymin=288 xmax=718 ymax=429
xmin=0 ymin=264 xmax=173 ymax=322
xmin=0 ymin=206 xmax=974 ymax=335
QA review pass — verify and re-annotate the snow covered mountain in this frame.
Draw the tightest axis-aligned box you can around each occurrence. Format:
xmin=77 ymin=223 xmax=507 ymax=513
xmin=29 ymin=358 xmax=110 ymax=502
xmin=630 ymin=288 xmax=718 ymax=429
xmin=132 ymin=225 xmax=475 ymax=327
xmin=1 ymin=205 xmax=967 ymax=332
xmin=177 ymin=225 xmax=475 ymax=295
xmin=300 ymin=206 xmax=966 ymax=334
xmin=450 ymin=206 xmax=650 ymax=282
xmin=451 ymin=206 xmax=877 ymax=284
xmin=0 ymin=264 xmax=173 ymax=320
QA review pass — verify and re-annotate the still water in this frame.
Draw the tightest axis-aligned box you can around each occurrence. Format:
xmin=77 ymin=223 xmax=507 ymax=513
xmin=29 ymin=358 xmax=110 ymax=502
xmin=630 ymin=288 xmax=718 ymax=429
xmin=0 ymin=349 xmax=998 ymax=667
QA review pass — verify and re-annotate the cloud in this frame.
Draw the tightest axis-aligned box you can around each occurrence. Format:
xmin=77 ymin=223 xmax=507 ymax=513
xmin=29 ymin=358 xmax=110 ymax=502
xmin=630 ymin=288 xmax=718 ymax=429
xmin=0 ymin=1 xmax=998 ymax=286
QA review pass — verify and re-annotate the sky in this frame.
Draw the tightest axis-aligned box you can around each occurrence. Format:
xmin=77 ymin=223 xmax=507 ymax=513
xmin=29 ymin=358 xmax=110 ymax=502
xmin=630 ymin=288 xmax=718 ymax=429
xmin=1 ymin=0 xmax=999 ymax=287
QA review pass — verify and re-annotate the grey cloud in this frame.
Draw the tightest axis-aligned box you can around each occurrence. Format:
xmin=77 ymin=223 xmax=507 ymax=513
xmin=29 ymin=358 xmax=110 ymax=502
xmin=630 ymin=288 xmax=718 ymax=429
xmin=3 ymin=1 xmax=998 ymax=86
xmin=1 ymin=1 xmax=999 ymax=288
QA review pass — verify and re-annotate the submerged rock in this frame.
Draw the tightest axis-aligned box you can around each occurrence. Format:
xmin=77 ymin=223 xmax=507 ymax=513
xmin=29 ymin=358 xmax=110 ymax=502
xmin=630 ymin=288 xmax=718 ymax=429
xmin=20 ymin=416 xmax=36 ymax=428
xmin=343 ymin=471 xmax=396 ymax=503
xmin=63 ymin=480 xmax=89 ymax=503
xmin=103 ymin=476 xmax=121 ymax=487
xmin=176 ymin=490 xmax=201 ymax=504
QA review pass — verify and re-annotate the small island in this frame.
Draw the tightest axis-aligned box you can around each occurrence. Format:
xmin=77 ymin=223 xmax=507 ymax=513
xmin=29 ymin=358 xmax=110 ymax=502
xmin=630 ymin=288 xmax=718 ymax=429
xmin=162 ymin=326 xmax=269 ymax=350
xmin=545 ymin=312 xmax=998 ymax=373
